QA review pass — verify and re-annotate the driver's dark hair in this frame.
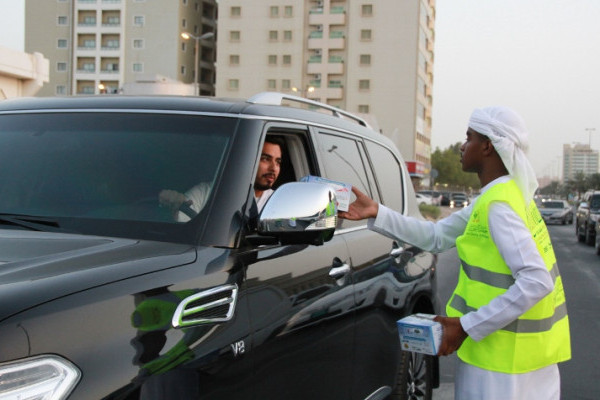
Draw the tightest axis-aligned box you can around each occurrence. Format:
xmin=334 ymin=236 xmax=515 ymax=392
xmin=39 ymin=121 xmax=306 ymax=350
xmin=264 ymin=135 xmax=284 ymax=150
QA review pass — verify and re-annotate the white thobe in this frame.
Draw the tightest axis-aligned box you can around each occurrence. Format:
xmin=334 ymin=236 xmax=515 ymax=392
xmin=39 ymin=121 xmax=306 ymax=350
xmin=368 ymin=176 xmax=561 ymax=399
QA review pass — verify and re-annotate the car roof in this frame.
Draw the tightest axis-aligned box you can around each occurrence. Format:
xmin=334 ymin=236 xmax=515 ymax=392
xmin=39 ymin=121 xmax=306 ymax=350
xmin=0 ymin=93 xmax=384 ymax=143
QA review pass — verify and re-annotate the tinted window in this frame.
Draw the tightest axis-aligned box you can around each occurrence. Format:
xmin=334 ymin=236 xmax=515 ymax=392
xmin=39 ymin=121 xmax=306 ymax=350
xmin=541 ymin=201 xmax=564 ymax=209
xmin=0 ymin=112 xmax=235 ymax=242
xmin=365 ymin=140 xmax=404 ymax=212
xmin=317 ymin=132 xmax=370 ymax=228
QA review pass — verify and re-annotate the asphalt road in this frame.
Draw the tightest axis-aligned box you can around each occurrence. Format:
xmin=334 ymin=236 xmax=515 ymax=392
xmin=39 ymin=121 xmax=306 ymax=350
xmin=432 ymin=212 xmax=600 ymax=400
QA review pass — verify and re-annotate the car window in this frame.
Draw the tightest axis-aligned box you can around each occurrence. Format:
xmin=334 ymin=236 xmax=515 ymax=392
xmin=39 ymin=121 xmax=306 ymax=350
xmin=0 ymin=112 xmax=235 ymax=242
xmin=364 ymin=140 xmax=405 ymax=212
xmin=541 ymin=201 xmax=564 ymax=209
xmin=316 ymin=132 xmax=371 ymax=228
xmin=591 ymin=195 xmax=600 ymax=209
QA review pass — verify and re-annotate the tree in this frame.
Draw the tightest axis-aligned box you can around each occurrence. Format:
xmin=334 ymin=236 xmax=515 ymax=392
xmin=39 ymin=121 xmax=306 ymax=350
xmin=431 ymin=143 xmax=480 ymax=191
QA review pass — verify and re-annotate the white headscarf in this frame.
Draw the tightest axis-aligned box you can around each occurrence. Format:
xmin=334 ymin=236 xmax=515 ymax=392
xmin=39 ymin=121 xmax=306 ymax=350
xmin=468 ymin=106 xmax=538 ymax=203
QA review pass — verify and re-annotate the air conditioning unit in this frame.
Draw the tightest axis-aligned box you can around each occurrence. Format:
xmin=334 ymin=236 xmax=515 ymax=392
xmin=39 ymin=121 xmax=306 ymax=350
xmin=314 ymin=74 xmax=321 ymax=80
xmin=317 ymin=0 xmax=323 ymax=7
xmin=316 ymin=25 xmax=323 ymax=31
xmin=315 ymin=49 xmax=322 ymax=56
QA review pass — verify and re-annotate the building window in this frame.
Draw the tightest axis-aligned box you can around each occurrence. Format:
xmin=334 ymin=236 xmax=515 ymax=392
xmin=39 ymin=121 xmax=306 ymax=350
xmin=267 ymin=79 xmax=276 ymax=89
xmin=181 ymin=42 xmax=186 ymax=51
xmin=133 ymin=16 xmax=144 ymax=26
xmin=360 ymin=54 xmax=371 ymax=65
xmin=133 ymin=39 xmax=144 ymax=49
xmin=56 ymin=85 xmax=67 ymax=95
xmin=182 ymin=18 xmax=186 ymax=28
xmin=360 ymin=29 xmax=372 ymax=41
xmin=133 ymin=63 xmax=143 ymax=72
xmin=231 ymin=6 xmax=241 ymax=17
xmin=183 ymin=0 xmax=187 ymax=4
xmin=57 ymin=39 xmax=68 ymax=48
xmin=283 ymin=30 xmax=292 ymax=41
xmin=56 ymin=62 xmax=67 ymax=71
xmin=282 ymin=79 xmax=291 ymax=90
xmin=359 ymin=79 xmax=370 ymax=90
xmin=269 ymin=30 xmax=278 ymax=41
xmin=57 ymin=16 xmax=68 ymax=25
xmin=228 ymin=79 xmax=239 ymax=90
xmin=270 ymin=6 xmax=279 ymax=17
xmin=229 ymin=54 xmax=240 ymax=65
xmin=268 ymin=55 xmax=277 ymax=65
xmin=230 ymin=30 xmax=240 ymax=41
xmin=361 ymin=4 xmax=373 ymax=16
xmin=358 ymin=105 xmax=369 ymax=113
xmin=284 ymin=6 xmax=293 ymax=17
xmin=181 ymin=66 xmax=186 ymax=75
xmin=283 ymin=55 xmax=291 ymax=65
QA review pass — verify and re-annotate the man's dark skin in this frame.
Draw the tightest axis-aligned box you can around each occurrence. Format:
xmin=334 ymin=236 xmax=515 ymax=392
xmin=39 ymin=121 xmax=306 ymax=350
xmin=339 ymin=127 xmax=509 ymax=357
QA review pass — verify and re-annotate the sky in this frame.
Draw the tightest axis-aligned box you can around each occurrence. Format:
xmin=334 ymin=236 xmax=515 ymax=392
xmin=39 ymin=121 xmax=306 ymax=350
xmin=1 ymin=0 xmax=600 ymax=180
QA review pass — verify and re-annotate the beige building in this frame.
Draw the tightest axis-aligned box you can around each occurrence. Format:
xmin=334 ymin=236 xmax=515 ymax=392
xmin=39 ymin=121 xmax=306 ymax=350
xmin=216 ymin=0 xmax=436 ymax=182
xmin=563 ymin=143 xmax=599 ymax=182
xmin=25 ymin=0 xmax=216 ymax=96
xmin=0 ymin=46 xmax=49 ymax=99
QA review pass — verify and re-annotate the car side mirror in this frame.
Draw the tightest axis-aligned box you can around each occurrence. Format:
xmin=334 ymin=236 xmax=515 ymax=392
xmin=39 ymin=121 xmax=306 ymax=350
xmin=257 ymin=182 xmax=337 ymax=246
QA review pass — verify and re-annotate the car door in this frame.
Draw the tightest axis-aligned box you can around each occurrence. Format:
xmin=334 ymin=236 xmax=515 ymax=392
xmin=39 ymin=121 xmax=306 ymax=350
xmin=241 ymin=128 xmax=355 ymax=399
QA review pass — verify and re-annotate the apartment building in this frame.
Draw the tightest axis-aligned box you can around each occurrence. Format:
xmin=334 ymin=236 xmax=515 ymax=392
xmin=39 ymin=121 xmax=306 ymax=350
xmin=563 ymin=143 xmax=599 ymax=182
xmin=25 ymin=0 xmax=217 ymax=96
xmin=216 ymin=0 xmax=436 ymax=182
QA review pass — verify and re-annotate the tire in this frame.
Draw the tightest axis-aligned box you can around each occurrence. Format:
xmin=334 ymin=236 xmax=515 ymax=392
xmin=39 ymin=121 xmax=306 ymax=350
xmin=577 ymin=223 xmax=585 ymax=242
xmin=390 ymin=351 xmax=433 ymax=400
xmin=585 ymin=225 xmax=595 ymax=246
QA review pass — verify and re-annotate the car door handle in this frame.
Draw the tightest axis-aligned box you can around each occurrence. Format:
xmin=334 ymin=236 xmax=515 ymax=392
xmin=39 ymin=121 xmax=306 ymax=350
xmin=390 ymin=241 xmax=405 ymax=258
xmin=329 ymin=257 xmax=350 ymax=283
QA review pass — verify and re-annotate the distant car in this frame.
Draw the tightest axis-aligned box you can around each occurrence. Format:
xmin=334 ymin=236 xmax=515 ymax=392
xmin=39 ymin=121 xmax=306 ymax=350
xmin=416 ymin=193 xmax=433 ymax=206
xmin=440 ymin=191 xmax=451 ymax=206
xmin=539 ymin=200 xmax=573 ymax=225
xmin=449 ymin=192 xmax=469 ymax=208
xmin=417 ymin=190 xmax=441 ymax=206
xmin=576 ymin=190 xmax=600 ymax=245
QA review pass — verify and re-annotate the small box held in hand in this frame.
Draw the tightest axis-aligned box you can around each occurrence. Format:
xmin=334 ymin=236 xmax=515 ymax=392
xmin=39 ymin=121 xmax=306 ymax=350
xmin=300 ymin=175 xmax=352 ymax=212
xmin=397 ymin=313 xmax=442 ymax=356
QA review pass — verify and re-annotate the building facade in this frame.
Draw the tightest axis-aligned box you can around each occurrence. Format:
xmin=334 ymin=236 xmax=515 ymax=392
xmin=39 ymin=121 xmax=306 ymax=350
xmin=563 ymin=143 xmax=599 ymax=182
xmin=0 ymin=46 xmax=49 ymax=98
xmin=215 ymin=0 xmax=436 ymax=181
xmin=25 ymin=0 xmax=216 ymax=96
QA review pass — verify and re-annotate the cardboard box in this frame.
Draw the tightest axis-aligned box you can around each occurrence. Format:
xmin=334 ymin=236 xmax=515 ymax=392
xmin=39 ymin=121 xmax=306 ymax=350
xmin=396 ymin=313 xmax=442 ymax=356
xmin=300 ymin=175 xmax=352 ymax=212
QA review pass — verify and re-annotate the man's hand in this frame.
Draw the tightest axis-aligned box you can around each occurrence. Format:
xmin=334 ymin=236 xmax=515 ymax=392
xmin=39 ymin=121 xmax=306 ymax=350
xmin=338 ymin=186 xmax=379 ymax=220
xmin=159 ymin=190 xmax=192 ymax=215
xmin=434 ymin=316 xmax=468 ymax=356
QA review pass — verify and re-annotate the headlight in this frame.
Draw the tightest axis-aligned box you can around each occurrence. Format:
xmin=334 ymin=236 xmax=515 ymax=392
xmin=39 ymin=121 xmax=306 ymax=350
xmin=0 ymin=355 xmax=81 ymax=400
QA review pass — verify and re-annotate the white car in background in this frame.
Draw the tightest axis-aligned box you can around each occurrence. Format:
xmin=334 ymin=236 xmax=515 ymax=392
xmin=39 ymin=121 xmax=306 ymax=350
xmin=416 ymin=193 xmax=433 ymax=206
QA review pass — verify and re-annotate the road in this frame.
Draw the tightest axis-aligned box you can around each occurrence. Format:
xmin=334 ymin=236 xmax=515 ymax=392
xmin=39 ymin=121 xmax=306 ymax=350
xmin=432 ymin=215 xmax=600 ymax=399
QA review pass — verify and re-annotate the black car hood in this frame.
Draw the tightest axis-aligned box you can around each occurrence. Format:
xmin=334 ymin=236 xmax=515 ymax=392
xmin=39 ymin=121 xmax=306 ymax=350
xmin=0 ymin=229 xmax=197 ymax=321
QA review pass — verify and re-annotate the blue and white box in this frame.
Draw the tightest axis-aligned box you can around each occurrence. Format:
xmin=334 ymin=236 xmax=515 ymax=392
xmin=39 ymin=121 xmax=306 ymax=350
xmin=300 ymin=175 xmax=352 ymax=211
xmin=397 ymin=313 xmax=442 ymax=356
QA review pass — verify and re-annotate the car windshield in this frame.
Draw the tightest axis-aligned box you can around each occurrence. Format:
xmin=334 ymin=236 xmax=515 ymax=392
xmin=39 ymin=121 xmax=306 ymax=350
xmin=590 ymin=196 xmax=600 ymax=209
xmin=0 ymin=112 xmax=235 ymax=243
xmin=541 ymin=201 xmax=564 ymax=209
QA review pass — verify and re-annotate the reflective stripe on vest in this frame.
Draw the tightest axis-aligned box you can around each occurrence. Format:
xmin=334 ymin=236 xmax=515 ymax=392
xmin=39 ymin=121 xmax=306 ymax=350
xmin=460 ymin=258 xmax=561 ymax=290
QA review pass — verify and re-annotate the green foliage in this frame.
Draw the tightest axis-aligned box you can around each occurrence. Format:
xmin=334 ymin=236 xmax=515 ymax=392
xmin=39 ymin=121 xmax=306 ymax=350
xmin=419 ymin=203 xmax=440 ymax=220
xmin=431 ymin=143 xmax=480 ymax=190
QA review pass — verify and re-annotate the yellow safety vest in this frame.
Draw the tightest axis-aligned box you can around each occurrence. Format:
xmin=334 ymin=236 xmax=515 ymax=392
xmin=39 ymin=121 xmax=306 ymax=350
xmin=446 ymin=180 xmax=571 ymax=373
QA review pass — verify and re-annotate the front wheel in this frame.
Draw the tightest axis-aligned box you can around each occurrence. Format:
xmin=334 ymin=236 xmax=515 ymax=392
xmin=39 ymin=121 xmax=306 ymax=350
xmin=390 ymin=351 xmax=433 ymax=400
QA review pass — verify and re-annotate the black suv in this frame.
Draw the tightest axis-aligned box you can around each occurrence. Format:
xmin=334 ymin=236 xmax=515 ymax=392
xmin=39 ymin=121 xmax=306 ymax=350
xmin=576 ymin=190 xmax=600 ymax=245
xmin=0 ymin=94 xmax=439 ymax=400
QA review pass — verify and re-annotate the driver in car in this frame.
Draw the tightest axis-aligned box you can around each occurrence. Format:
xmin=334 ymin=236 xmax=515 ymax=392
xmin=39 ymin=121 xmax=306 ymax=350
xmin=159 ymin=137 xmax=283 ymax=222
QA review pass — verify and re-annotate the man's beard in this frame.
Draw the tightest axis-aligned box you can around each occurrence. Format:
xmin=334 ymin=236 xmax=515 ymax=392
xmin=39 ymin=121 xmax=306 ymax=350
xmin=254 ymin=182 xmax=272 ymax=191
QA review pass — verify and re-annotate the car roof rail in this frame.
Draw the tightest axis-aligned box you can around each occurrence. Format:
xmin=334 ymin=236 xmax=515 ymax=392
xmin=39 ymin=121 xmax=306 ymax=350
xmin=247 ymin=91 xmax=372 ymax=129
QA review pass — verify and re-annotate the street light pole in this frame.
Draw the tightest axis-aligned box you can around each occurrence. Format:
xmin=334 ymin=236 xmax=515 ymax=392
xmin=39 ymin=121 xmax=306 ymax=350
xmin=181 ymin=31 xmax=215 ymax=96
